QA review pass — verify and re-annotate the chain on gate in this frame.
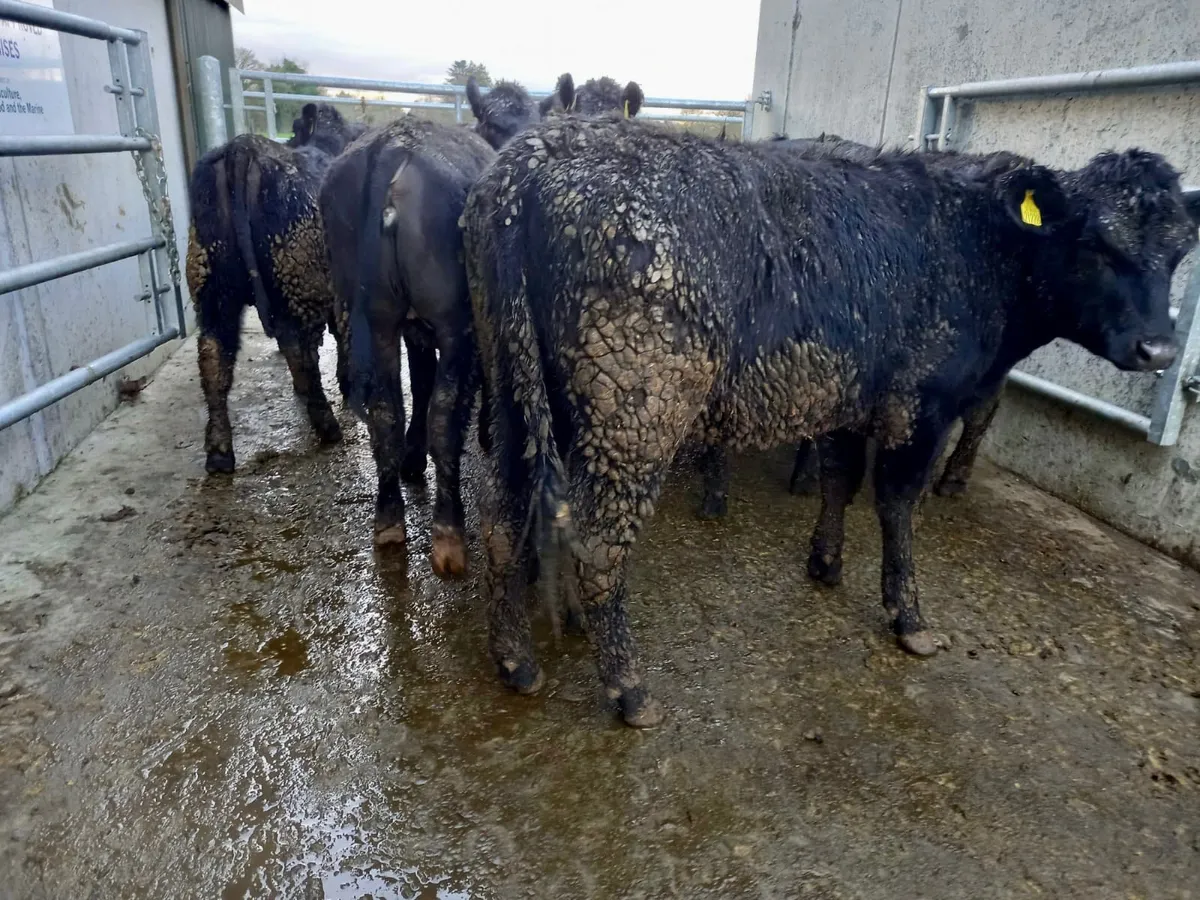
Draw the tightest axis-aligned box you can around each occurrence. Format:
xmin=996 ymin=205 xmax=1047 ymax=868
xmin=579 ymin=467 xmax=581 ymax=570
xmin=131 ymin=127 xmax=183 ymax=293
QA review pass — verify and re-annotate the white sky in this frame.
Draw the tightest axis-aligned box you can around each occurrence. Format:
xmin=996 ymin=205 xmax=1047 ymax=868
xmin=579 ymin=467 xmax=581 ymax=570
xmin=232 ymin=0 xmax=762 ymax=101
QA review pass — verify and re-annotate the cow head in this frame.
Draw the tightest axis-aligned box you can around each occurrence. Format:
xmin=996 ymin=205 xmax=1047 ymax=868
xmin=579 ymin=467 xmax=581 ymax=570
xmin=570 ymin=76 xmax=644 ymax=118
xmin=287 ymin=102 xmax=363 ymax=156
xmin=998 ymin=150 xmax=1200 ymax=372
xmin=468 ymin=78 xmax=542 ymax=150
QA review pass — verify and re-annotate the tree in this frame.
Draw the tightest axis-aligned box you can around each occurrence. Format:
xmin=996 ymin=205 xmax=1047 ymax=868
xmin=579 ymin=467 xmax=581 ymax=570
xmin=234 ymin=45 xmax=263 ymax=72
xmin=445 ymin=60 xmax=491 ymax=88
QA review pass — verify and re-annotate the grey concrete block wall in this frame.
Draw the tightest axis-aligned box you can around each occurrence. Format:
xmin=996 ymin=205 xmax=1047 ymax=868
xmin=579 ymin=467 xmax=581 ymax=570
xmin=749 ymin=0 xmax=1200 ymax=568
xmin=0 ymin=0 xmax=194 ymax=513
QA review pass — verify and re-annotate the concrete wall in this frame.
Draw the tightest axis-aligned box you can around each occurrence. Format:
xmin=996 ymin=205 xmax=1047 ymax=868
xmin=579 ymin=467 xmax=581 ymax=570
xmin=749 ymin=0 xmax=1200 ymax=568
xmin=0 ymin=0 xmax=195 ymax=512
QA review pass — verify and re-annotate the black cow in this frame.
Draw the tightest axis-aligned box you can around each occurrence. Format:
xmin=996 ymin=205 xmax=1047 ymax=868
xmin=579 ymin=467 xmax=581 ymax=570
xmin=186 ymin=102 xmax=364 ymax=474
xmin=463 ymin=116 xmax=1198 ymax=727
xmin=697 ymin=140 xmax=1033 ymax=517
xmin=537 ymin=73 xmax=644 ymax=118
xmin=321 ymin=75 xmax=644 ymax=576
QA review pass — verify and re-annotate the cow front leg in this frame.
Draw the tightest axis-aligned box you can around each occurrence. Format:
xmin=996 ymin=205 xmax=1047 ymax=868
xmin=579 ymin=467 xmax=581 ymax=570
xmin=807 ymin=431 xmax=867 ymax=586
xmin=426 ymin=330 xmax=476 ymax=577
xmin=874 ymin=421 xmax=952 ymax=657
xmin=697 ymin=444 xmax=731 ymax=519
xmin=789 ymin=439 xmax=819 ymax=494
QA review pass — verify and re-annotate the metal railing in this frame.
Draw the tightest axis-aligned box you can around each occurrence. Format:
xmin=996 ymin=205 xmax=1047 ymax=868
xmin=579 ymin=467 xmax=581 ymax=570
xmin=912 ymin=60 xmax=1200 ymax=447
xmin=223 ymin=68 xmax=752 ymax=142
xmin=0 ymin=0 xmax=185 ymax=432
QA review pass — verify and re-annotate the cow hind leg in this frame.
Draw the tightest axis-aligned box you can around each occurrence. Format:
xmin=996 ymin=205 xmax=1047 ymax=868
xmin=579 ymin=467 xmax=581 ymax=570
xmin=400 ymin=327 xmax=436 ymax=483
xmin=328 ymin=310 xmax=350 ymax=402
xmin=198 ymin=326 xmax=239 ymax=475
xmin=935 ymin=391 xmax=1001 ymax=497
xmin=279 ymin=327 xmax=342 ymax=445
xmin=874 ymin=420 xmax=952 ymax=657
xmin=426 ymin=330 xmax=476 ymax=578
xmin=807 ymin=431 xmax=867 ymax=586
xmin=362 ymin=328 xmax=410 ymax=547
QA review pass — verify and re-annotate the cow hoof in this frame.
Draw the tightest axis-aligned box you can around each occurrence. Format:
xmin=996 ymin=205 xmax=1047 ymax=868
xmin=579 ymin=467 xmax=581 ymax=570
xmin=431 ymin=527 xmax=467 ymax=578
xmin=807 ymin=551 xmax=842 ymax=586
xmin=934 ymin=477 xmax=967 ymax=498
xmin=898 ymin=630 xmax=938 ymax=657
xmin=562 ymin=605 xmax=587 ymax=636
xmin=619 ymin=689 xmax=664 ymax=728
xmin=205 ymin=450 xmax=235 ymax=475
xmin=399 ymin=452 xmax=427 ymax=483
xmin=789 ymin=474 xmax=819 ymax=496
xmin=697 ymin=494 xmax=727 ymax=520
xmin=374 ymin=523 xmax=407 ymax=547
xmin=313 ymin=416 xmax=343 ymax=445
xmin=498 ymin=658 xmax=544 ymax=695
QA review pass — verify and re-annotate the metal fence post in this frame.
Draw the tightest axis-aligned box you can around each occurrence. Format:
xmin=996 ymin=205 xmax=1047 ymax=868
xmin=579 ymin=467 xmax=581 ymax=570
xmin=454 ymin=89 xmax=463 ymax=124
xmin=263 ymin=76 xmax=277 ymax=139
xmin=1148 ymin=256 xmax=1200 ymax=445
xmin=195 ymin=55 xmax=227 ymax=151
xmin=229 ymin=67 xmax=247 ymax=135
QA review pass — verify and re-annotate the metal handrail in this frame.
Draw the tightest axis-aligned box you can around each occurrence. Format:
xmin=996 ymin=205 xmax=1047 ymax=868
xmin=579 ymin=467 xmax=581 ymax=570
xmin=0 ymin=331 xmax=179 ymax=431
xmin=0 ymin=0 xmax=142 ymax=43
xmin=0 ymin=135 xmax=152 ymax=156
xmin=0 ymin=236 xmax=163 ymax=295
xmin=929 ymin=60 xmax=1200 ymax=100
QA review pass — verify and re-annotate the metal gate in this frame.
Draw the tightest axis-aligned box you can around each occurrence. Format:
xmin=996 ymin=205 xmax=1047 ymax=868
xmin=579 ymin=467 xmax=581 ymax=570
xmin=912 ymin=61 xmax=1200 ymax=447
xmin=0 ymin=0 xmax=185 ymax=432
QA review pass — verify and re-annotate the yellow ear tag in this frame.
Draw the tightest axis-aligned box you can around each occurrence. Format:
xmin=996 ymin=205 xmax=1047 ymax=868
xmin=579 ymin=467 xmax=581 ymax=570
xmin=1020 ymin=189 xmax=1042 ymax=227
xmin=623 ymin=99 xmax=630 ymax=119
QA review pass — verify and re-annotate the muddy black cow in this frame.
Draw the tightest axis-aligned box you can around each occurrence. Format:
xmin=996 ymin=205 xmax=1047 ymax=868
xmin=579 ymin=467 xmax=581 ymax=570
xmin=186 ymin=102 xmax=363 ymax=474
xmin=697 ymin=141 xmax=1035 ymax=517
xmin=321 ymin=76 xmax=644 ymax=576
xmin=319 ymin=118 xmax=496 ymax=576
xmin=464 ymin=116 xmax=1199 ymax=727
xmin=537 ymin=73 xmax=644 ymax=118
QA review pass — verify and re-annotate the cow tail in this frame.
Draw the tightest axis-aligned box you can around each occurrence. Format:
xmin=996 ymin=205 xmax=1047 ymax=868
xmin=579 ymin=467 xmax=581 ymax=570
xmin=229 ymin=145 xmax=273 ymax=339
xmin=345 ymin=138 xmax=405 ymax=418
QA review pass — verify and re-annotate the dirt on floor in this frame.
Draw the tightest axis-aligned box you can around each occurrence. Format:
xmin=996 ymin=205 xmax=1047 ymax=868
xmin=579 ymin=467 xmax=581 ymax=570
xmin=1 ymin=322 xmax=1198 ymax=900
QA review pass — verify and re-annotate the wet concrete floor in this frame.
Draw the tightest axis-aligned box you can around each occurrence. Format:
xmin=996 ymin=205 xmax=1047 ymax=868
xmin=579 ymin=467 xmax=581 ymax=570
xmin=1 ymin=322 xmax=1199 ymax=899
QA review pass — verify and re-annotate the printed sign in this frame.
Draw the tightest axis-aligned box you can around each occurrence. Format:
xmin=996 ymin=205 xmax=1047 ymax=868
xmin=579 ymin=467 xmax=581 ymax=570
xmin=0 ymin=0 xmax=74 ymax=136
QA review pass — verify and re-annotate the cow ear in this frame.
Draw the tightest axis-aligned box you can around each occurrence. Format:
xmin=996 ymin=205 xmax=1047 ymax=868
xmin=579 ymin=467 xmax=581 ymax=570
xmin=466 ymin=77 xmax=485 ymax=121
xmin=1183 ymin=192 xmax=1200 ymax=227
xmin=996 ymin=166 xmax=1071 ymax=234
xmin=556 ymin=72 xmax=575 ymax=112
xmin=622 ymin=81 xmax=643 ymax=118
xmin=301 ymin=103 xmax=318 ymax=124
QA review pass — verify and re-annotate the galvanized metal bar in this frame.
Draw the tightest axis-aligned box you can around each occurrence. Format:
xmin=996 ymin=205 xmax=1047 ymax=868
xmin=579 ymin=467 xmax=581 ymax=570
xmin=1148 ymin=259 xmax=1200 ymax=445
xmin=234 ymin=69 xmax=747 ymax=112
xmin=0 ymin=330 xmax=180 ymax=432
xmin=195 ymin=55 xmax=228 ymax=151
xmin=0 ymin=236 xmax=163 ymax=295
xmin=242 ymin=90 xmax=457 ymax=111
xmin=935 ymin=95 xmax=956 ymax=150
xmin=930 ymin=59 xmax=1200 ymax=100
xmin=229 ymin=65 xmax=247 ymax=136
xmin=454 ymin=91 xmax=463 ymax=124
xmin=127 ymin=30 xmax=186 ymax=338
xmin=1005 ymin=369 xmax=1152 ymax=436
xmin=0 ymin=134 xmax=151 ymax=156
xmin=0 ymin=0 xmax=141 ymax=43
xmin=911 ymin=86 xmax=935 ymax=151
xmin=263 ymin=77 xmax=277 ymax=140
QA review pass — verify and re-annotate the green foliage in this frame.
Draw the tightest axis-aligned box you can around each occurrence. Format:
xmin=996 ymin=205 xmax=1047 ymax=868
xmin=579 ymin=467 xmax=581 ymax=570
xmin=445 ymin=60 xmax=491 ymax=87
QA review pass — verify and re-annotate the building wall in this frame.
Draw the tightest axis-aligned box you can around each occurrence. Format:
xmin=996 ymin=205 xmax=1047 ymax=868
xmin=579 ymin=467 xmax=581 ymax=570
xmin=0 ymin=0 xmax=195 ymax=512
xmin=749 ymin=0 xmax=1200 ymax=568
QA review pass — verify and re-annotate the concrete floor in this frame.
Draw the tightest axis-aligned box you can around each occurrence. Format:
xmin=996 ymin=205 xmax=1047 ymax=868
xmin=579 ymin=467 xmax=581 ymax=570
xmin=1 ymin=323 xmax=1199 ymax=899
